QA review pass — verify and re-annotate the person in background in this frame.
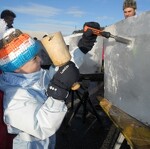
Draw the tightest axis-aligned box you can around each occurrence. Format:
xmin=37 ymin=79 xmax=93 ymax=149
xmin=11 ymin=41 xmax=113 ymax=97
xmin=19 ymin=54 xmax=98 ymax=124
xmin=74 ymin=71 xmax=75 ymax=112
xmin=101 ymin=0 xmax=137 ymax=73
xmin=1 ymin=9 xmax=16 ymax=29
xmin=0 ymin=22 xmax=100 ymax=149
xmin=123 ymin=0 xmax=137 ymax=18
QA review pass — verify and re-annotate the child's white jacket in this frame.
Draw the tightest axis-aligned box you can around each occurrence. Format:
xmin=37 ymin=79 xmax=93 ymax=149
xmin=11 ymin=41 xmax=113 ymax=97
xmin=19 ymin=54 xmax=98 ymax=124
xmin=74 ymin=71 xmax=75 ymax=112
xmin=0 ymin=48 xmax=85 ymax=149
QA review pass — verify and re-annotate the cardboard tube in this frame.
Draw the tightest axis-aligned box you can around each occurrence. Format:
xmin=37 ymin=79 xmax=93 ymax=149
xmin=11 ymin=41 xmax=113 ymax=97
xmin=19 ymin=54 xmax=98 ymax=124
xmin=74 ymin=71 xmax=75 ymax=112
xmin=41 ymin=32 xmax=71 ymax=66
xmin=41 ymin=32 xmax=80 ymax=90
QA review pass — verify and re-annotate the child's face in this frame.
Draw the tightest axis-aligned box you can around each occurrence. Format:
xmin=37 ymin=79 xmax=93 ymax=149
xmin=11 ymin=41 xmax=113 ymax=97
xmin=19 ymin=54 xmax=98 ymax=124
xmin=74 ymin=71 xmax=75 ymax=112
xmin=15 ymin=55 xmax=41 ymax=74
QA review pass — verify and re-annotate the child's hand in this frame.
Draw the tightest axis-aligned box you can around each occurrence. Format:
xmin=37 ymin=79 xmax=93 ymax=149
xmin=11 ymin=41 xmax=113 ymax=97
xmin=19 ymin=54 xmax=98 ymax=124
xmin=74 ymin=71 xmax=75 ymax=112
xmin=47 ymin=61 xmax=79 ymax=100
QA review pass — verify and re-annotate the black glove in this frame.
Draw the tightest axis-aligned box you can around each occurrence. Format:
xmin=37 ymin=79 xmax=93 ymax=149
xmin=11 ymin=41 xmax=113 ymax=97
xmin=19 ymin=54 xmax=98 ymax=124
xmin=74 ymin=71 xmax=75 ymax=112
xmin=101 ymin=31 xmax=111 ymax=39
xmin=78 ymin=22 xmax=100 ymax=54
xmin=47 ymin=61 xmax=80 ymax=100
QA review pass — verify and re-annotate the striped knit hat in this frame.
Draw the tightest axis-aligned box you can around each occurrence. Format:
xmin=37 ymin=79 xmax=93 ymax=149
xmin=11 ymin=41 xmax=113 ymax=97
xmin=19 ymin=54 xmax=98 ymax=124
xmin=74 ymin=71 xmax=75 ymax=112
xmin=0 ymin=28 xmax=41 ymax=72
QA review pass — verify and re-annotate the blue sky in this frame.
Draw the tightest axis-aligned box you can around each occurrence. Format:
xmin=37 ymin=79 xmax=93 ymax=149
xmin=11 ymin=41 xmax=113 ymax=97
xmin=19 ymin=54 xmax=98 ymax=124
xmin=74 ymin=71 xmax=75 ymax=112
xmin=1 ymin=0 xmax=149 ymax=35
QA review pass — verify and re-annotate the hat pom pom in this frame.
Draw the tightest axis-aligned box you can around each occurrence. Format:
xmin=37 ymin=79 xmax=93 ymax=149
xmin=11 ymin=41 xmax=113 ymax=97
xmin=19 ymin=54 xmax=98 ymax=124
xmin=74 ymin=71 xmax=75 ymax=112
xmin=0 ymin=19 xmax=7 ymax=39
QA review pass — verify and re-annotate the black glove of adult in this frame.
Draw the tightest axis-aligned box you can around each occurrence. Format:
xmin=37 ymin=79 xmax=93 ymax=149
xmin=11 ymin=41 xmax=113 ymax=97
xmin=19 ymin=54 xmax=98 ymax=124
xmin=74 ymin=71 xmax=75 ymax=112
xmin=47 ymin=61 xmax=80 ymax=100
xmin=78 ymin=22 xmax=100 ymax=54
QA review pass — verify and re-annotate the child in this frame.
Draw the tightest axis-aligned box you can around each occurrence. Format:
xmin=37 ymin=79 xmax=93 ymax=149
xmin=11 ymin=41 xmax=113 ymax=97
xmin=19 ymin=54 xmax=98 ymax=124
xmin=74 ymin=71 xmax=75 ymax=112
xmin=0 ymin=22 xmax=100 ymax=149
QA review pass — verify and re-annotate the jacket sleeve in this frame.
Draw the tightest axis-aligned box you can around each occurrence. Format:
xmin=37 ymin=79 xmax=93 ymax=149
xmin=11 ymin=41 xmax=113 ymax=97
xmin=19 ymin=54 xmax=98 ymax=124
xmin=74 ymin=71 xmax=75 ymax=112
xmin=70 ymin=48 xmax=85 ymax=68
xmin=3 ymin=88 xmax=67 ymax=140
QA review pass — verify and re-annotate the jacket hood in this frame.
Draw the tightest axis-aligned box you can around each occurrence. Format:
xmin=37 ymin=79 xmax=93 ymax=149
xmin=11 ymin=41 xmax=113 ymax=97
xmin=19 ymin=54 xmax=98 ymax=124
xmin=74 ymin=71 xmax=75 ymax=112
xmin=0 ymin=69 xmax=44 ymax=90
